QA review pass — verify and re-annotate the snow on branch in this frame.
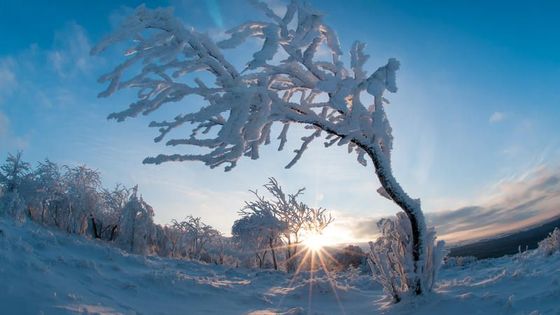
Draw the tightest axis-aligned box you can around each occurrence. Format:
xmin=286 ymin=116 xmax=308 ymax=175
xmin=93 ymin=0 xmax=400 ymax=171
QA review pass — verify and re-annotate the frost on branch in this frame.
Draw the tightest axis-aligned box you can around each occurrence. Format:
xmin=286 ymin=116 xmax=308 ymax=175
xmin=368 ymin=212 xmax=446 ymax=302
xmin=92 ymin=1 xmax=399 ymax=172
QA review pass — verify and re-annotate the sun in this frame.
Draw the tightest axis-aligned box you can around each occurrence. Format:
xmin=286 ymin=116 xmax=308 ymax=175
xmin=302 ymin=232 xmax=327 ymax=251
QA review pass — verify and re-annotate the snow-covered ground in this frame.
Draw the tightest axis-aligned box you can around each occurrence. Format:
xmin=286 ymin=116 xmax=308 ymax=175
xmin=1 ymin=217 xmax=559 ymax=315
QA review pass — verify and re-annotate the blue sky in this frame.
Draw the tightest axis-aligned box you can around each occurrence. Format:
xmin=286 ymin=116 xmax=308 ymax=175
xmin=1 ymin=0 xmax=559 ymax=243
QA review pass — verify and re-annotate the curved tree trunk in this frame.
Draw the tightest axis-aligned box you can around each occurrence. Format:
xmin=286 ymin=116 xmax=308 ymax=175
xmin=360 ymin=142 xmax=427 ymax=295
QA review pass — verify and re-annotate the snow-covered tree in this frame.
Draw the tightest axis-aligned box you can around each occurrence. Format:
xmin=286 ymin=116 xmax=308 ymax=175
xmin=117 ymin=186 xmax=155 ymax=254
xmin=0 ymin=152 xmax=31 ymax=220
xmin=0 ymin=152 xmax=31 ymax=194
xmin=93 ymin=0 xmax=438 ymax=295
xmin=243 ymin=178 xmax=332 ymax=272
xmin=62 ymin=165 xmax=102 ymax=234
xmin=170 ymin=215 xmax=220 ymax=260
xmin=97 ymin=184 xmax=132 ymax=240
xmin=150 ymin=224 xmax=170 ymax=256
xmin=206 ymin=232 xmax=235 ymax=265
xmin=30 ymin=159 xmax=65 ymax=224
xmin=233 ymin=208 xmax=287 ymax=269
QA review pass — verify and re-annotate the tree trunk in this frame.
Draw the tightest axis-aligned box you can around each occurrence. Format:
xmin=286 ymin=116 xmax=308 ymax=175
xmin=257 ymin=250 xmax=268 ymax=268
xmin=110 ymin=225 xmax=118 ymax=241
xmin=285 ymin=237 xmax=293 ymax=272
xmin=360 ymin=141 xmax=427 ymax=295
xmin=41 ymin=202 xmax=46 ymax=223
xmin=90 ymin=216 xmax=100 ymax=238
xmin=269 ymin=237 xmax=278 ymax=270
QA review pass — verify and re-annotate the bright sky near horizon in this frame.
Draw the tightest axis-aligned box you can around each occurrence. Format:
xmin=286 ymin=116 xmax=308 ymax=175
xmin=1 ymin=0 xmax=559 ymax=244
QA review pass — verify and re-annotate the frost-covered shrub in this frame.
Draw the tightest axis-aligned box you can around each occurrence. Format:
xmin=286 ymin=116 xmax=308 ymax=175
xmin=62 ymin=165 xmax=102 ymax=234
xmin=538 ymin=227 xmax=560 ymax=256
xmin=368 ymin=212 xmax=446 ymax=302
xmin=95 ymin=184 xmax=132 ymax=241
xmin=117 ymin=187 xmax=155 ymax=255
xmin=0 ymin=152 xmax=31 ymax=222
xmin=0 ymin=190 xmax=27 ymax=222
xmin=170 ymin=215 xmax=221 ymax=260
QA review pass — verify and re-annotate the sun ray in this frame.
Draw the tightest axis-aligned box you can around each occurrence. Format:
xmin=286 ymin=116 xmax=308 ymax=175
xmin=308 ymin=250 xmax=315 ymax=314
xmin=276 ymin=249 xmax=312 ymax=309
xmin=317 ymin=252 xmax=347 ymax=315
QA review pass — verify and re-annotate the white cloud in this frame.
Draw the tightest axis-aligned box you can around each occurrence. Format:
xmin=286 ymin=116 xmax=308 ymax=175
xmin=0 ymin=111 xmax=9 ymax=138
xmin=489 ymin=111 xmax=505 ymax=123
xmin=47 ymin=23 xmax=97 ymax=78
xmin=0 ymin=58 xmax=18 ymax=103
xmin=0 ymin=111 xmax=28 ymax=151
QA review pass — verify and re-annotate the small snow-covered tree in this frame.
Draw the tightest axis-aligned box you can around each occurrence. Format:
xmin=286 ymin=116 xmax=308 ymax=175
xmin=206 ymin=232 xmax=235 ymax=265
xmin=243 ymin=178 xmax=332 ymax=271
xmin=0 ymin=152 xmax=31 ymax=194
xmin=232 ymin=214 xmax=270 ymax=268
xmin=117 ymin=186 xmax=155 ymax=254
xmin=62 ymin=165 xmax=102 ymax=234
xmin=31 ymin=159 xmax=65 ymax=224
xmin=171 ymin=215 xmax=220 ymax=260
xmin=233 ymin=208 xmax=287 ymax=269
xmin=0 ymin=152 xmax=31 ymax=220
xmin=93 ymin=0 xmax=438 ymax=295
xmin=97 ymin=184 xmax=132 ymax=240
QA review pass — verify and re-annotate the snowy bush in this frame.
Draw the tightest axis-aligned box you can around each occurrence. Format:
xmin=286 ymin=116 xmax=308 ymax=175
xmin=368 ymin=212 xmax=446 ymax=302
xmin=62 ymin=165 xmax=102 ymax=234
xmin=232 ymin=209 xmax=287 ymax=269
xmin=95 ymin=184 xmax=132 ymax=241
xmin=29 ymin=159 xmax=65 ymax=224
xmin=538 ymin=227 xmax=560 ymax=256
xmin=0 ymin=190 xmax=27 ymax=222
xmin=0 ymin=152 xmax=31 ymax=222
xmin=166 ymin=215 xmax=221 ymax=260
xmin=117 ymin=187 xmax=155 ymax=255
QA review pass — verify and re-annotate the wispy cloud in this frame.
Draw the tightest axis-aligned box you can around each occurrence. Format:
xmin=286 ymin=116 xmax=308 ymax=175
xmin=0 ymin=111 xmax=28 ymax=150
xmin=0 ymin=111 xmax=9 ymax=138
xmin=336 ymin=166 xmax=560 ymax=244
xmin=489 ymin=111 xmax=505 ymax=123
xmin=47 ymin=23 xmax=97 ymax=78
xmin=0 ymin=57 xmax=18 ymax=103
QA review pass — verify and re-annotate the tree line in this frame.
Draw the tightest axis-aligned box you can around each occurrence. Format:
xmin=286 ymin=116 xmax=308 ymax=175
xmin=0 ymin=152 xmax=349 ymax=271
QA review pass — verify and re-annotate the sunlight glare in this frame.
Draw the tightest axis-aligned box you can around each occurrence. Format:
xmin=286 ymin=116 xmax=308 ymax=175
xmin=303 ymin=232 xmax=327 ymax=251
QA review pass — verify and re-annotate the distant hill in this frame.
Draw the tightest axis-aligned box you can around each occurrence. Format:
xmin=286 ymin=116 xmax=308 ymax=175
xmin=448 ymin=216 xmax=560 ymax=259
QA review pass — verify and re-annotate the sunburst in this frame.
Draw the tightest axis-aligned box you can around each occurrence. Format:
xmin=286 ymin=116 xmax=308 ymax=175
xmin=273 ymin=230 xmax=347 ymax=315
